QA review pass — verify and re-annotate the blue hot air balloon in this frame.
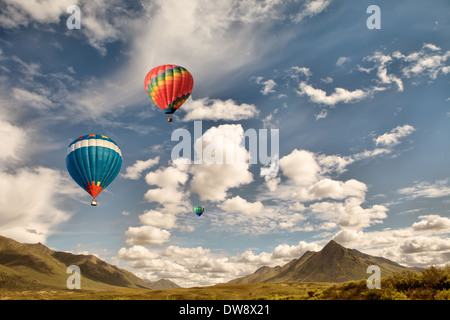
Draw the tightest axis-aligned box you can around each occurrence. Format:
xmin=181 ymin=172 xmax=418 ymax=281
xmin=66 ymin=134 xmax=122 ymax=206
xmin=194 ymin=206 xmax=204 ymax=217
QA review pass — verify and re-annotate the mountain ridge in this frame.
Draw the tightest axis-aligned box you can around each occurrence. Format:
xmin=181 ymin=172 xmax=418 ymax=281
xmin=229 ymin=240 xmax=416 ymax=284
xmin=0 ymin=235 xmax=179 ymax=290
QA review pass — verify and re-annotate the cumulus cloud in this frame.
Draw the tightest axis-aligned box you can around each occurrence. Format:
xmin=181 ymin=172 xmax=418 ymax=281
xmin=12 ymin=88 xmax=53 ymax=110
xmin=254 ymin=76 xmax=277 ymax=95
xmin=219 ymin=196 xmax=264 ymax=215
xmin=0 ymin=0 xmax=77 ymax=28
xmin=397 ymin=43 xmax=450 ymax=80
xmin=358 ymin=44 xmax=449 ymax=92
xmin=122 ymin=156 xmax=160 ymax=180
xmin=362 ymin=52 xmax=404 ymax=92
xmin=0 ymin=118 xmax=78 ymax=243
xmin=290 ymin=66 xmax=312 ymax=78
xmin=0 ymin=119 xmax=27 ymax=163
xmin=117 ymin=245 xmax=159 ymax=260
xmin=332 ymin=214 xmax=450 ymax=268
xmin=293 ymin=0 xmax=331 ymax=22
xmin=181 ymin=98 xmax=259 ymax=122
xmin=398 ymin=179 xmax=450 ymax=199
xmin=256 ymin=123 xmax=413 ymax=232
xmin=0 ymin=167 xmax=77 ymax=243
xmin=118 ymin=211 xmax=450 ymax=286
xmin=117 ymin=240 xmax=323 ymax=287
xmin=124 ymin=225 xmax=171 ymax=246
xmin=310 ymin=197 xmax=388 ymax=230
xmin=190 ymin=124 xmax=253 ymax=201
xmin=295 ymin=43 xmax=448 ymax=118
xmin=139 ymin=210 xmax=177 ymax=229
xmin=279 ymin=149 xmax=320 ymax=186
xmin=412 ymin=215 xmax=450 ymax=231
xmin=144 ymin=160 xmax=189 ymax=205
xmin=374 ymin=124 xmax=415 ymax=147
xmin=297 ymin=82 xmax=370 ymax=106
xmin=336 ymin=56 xmax=350 ymax=67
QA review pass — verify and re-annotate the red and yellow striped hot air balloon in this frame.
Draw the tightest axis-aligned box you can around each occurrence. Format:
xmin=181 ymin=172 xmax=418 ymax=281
xmin=144 ymin=64 xmax=194 ymax=122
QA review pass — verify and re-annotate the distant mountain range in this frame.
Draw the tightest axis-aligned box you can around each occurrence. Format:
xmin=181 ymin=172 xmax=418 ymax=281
xmin=0 ymin=235 xmax=418 ymax=292
xmin=0 ymin=235 xmax=180 ymax=291
xmin=229 ymin=240 xmax=416 ymax=284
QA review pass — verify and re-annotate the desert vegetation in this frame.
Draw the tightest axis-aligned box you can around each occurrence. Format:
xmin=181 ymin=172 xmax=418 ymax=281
xmin=299 ymin=265 xmax=450 ymax=300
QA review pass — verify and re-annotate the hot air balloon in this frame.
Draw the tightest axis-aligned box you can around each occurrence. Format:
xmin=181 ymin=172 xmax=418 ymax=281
xmin=66 ymin=134 xmax=122 ymax=206
xmin=194 ymin=206 xmax=204 ymax=217
xmin=144 ymin=64 xmax=194 ymax=122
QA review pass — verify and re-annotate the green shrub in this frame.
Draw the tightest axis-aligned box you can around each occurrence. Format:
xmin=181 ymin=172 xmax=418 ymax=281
xmin=434 ymin=289 xmax=450 ymax=300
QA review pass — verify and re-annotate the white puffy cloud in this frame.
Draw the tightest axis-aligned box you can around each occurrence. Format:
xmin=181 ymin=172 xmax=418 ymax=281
xmin=293 ymin=0 xmax=331 ymax=22
xmin=0 ymin=118 xmax=27 ymax=163
xmin=291 ymin=66 xmax=312 ymax=78
xmin=362 ymin=51 xmax=404 ymax=92
xmin=412 ymin=215 xmax=450 ymax=232
xmin=0 ymin=167 xmax=76 ymax=243
xmin=117 ymin=240 xmax=323 ymax=287
xmin=336 ymin=56 xmax=350 ymax=67
xmin=181 ymin=98 xmax=259 ymax=122
xmin=308 ymin=179 xmax=367 ymax=201
xmin=190 ymin=124 xmax=253 ymax=201
xmin=254 ymin=77 xmax=277 ymax=95
xmin=332 ymin=214 xmax=450 ymax=268
xmin=144 ymin=161 xmax=190 ymax=205
xmin=399 ymin=44 xmax=450 ymax=80
xmin=375 ymin=124 xmax=415 ymax=147
xmin=219 ymin=196 xmax=264 ymax=215
xmin=297 ymin=81 xmax=370 ymax=106
xmin=122 ymin=156 xmax=160 ymax=180
xmin=398 ymin=179 xmax=450 ymax=199
xmin=399 ymin=237 xmax=450 ymax=254
xmin=139 ymin=210 xmax=177 ymax=229
xmin=163 ymin=245 xmax=210 ymax=258
xmin=310 ymin=197 xmax=388 ymax=230
xmin=0 ymin=118 xmax=77 ymax=243
xmin=124 ymin=225 xmax=171 ymax=246
xmin=278 ymin=150 xmax=367 ymax=203
xmin=0 ymin=0 xmax=78 ymax=27
xmin=279 ymin=149 xmax=320 ymax=186
xmin=12 ymin=88 xmax=53 ymax=110
xmin=117 ymin=245 xmax=159 ymax=260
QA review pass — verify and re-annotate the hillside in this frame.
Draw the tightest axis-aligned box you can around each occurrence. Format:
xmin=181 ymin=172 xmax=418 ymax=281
xmin=0 ymin=235 xmax=167 ymax=291
xmin=145 ymin=279 xmax=181 ymax=290
xmin=230 ymin=240 xmax=414 ymax=284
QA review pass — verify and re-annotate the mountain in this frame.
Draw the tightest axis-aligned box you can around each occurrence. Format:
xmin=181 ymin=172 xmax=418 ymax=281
xmin=145 ymin=279 xmax=181 ymax=290
xmin=229 ymin=240 xmax=415 ymax=284
xmin=0 ymin=235 xmax=178 ymax=291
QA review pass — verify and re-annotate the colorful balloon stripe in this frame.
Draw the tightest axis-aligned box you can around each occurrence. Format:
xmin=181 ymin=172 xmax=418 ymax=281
xmin=66 ymin=134 xmax=122 ymax=199
xmin=144 ymin=64 xmax=194 ymax=116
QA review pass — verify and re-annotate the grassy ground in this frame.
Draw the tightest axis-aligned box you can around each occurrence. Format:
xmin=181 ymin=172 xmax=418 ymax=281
xmin=0 ymin=282 xmax=333 ymax=300
xmin=1 ymin=266 xmax=448 ymax=300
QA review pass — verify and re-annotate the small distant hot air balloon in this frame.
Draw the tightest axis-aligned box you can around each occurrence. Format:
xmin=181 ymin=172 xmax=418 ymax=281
xmin=144 ymin=64 xmax=194 ymax=122
xmin=194 ymin=206 xmax=204 ymax=217
xmin=66 ymin=134 xmax=122 ymax=206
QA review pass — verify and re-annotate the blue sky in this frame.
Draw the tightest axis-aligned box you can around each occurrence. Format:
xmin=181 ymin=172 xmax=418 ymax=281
xmin=0 ymin=0 xmax=449 ymax=287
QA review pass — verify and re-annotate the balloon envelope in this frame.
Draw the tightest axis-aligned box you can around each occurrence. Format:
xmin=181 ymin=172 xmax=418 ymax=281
xmin=66 ymin=134 xmax=122 ymax=201
xmin=194 ymin=206 xmax=204 ymax=217
xmin=144 ymin=64 xmax=194 ymax=115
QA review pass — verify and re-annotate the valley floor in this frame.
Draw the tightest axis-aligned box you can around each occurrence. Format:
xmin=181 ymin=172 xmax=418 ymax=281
xmin=0 ymin=282 xmax=332 ymax=300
